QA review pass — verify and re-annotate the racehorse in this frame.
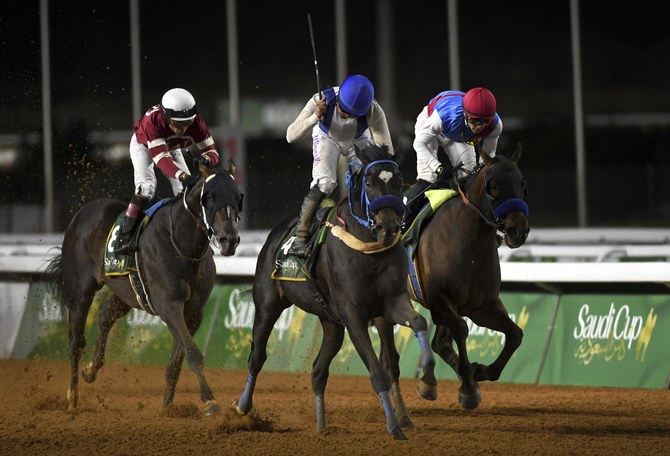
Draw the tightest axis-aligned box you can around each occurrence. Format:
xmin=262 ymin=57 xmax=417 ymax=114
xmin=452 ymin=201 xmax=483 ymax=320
xmin=45 ymin=160 xmax=243 ymax=416
xmin=409 ymin=144 xmax=529 ymax=410
xmin=233 ymin=144 xmax=436 ymax=440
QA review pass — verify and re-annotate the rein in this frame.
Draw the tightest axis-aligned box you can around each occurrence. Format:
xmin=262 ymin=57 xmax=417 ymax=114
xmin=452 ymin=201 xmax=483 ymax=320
xmin=166 ymin=187 xmax=210 ymax=262
xmin=457 ymin=162 xmax=529 ymax=236
xmin=168 ymin=206 xmax=210 ymax=262
xmin=457 ymin=182 xmax=503 ymax=230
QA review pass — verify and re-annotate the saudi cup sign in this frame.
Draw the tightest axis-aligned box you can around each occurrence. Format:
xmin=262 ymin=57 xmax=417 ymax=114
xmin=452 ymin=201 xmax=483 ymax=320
xmin=539 ymin=294 xmax=669 ymax=388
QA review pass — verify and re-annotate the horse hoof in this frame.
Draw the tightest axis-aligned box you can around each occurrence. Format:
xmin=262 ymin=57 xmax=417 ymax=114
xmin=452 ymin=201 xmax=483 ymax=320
xmin=81 ymin=362 xmax=97 ymax=383
xmin=416 ymin=380 xmax=437 ymax=401
xmin=204 ymin=400 xmax=222 ymax=416
xmin=398 ymin=415 xmax=414 ymax=430
xmin=231 ymin=399 xmax=249 ymax=416
xmin=390 ymin=426 xmax=408 ymax=440
xmin=458 ymin=389 xmax=481 ymax=410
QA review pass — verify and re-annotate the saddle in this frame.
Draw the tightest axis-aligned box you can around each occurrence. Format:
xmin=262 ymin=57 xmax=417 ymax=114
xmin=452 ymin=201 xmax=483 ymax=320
xmin=402 ymin=189 xmax=458 ymax=304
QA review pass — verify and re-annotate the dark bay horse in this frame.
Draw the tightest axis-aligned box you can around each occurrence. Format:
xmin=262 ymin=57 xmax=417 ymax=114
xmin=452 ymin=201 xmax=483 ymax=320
xmin=45 ymin=160 xmax=242 ymax=415
xmin=233 ymin=144 xmax=436 ymax=440
xmin=409 ymin=144 xmax=529 ymax=410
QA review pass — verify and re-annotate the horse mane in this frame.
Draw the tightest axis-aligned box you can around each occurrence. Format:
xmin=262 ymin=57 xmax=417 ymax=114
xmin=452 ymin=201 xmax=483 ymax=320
xmin=355 ymin=143 xmax=394 ymax=165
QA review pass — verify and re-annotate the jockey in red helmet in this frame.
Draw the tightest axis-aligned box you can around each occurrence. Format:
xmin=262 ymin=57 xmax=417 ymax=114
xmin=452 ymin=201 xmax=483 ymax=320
xmin=404 ymin=87 xmax=503 ymax=225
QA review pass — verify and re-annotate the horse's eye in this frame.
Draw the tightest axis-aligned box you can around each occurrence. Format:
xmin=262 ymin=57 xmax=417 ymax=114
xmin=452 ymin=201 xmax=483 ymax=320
xmin=487 ymin=181 xmax=498 ymax=195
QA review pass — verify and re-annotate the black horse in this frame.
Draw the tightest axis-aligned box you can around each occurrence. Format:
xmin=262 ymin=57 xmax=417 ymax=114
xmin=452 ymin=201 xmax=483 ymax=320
xmin=45 ymin=160 xmax=242 ymax=415
xmin=409 ymin=144 xmax=530 ymax=410
xmin=233 ymin=144 xmax=436 ymax=440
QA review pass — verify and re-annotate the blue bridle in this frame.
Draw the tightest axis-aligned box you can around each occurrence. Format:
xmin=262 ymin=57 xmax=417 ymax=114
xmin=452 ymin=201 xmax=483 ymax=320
xmin=345 ymin=159 xmax=406 ymax=229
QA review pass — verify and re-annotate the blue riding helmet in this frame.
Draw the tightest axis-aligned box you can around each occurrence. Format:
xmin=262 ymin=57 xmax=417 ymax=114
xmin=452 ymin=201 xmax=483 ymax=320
xmin=338 ymin=75 xmax=374 ymax=117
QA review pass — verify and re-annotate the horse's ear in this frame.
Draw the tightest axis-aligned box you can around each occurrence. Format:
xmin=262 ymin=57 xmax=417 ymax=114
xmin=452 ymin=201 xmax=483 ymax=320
xmin=481 ymin=151 xmax=493 ymax=165
xmin=511 ymin=143 xmax=523 ymax=164
xmin=227 ymin=158 xmax=237 ymax=177
xmin=380 ymin=144 xmax=394 ymax=161
xmin=392 ymin=143 xmax=403 ymax=164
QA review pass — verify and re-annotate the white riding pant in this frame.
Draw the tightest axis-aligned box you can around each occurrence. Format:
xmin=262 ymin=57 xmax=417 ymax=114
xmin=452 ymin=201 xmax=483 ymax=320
xmin=310 ymin=129 xmax=374 ymax=195
xmin=129 ymin=133 xmax=189 ymax=198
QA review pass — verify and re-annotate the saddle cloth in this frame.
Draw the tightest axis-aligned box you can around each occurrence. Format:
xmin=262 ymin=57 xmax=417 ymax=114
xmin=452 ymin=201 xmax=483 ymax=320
xmin=271 ymin=206 xmax=334 ymax=281
xmin=402 ymin=189 xmax=458 ymax=305
xmin=103 ymin=199 xmax=171 ymax=276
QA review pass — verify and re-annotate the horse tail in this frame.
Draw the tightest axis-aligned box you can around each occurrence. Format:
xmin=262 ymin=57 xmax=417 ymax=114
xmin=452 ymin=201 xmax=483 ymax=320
xmin=43 ymin=248 xmax=68 ymax=320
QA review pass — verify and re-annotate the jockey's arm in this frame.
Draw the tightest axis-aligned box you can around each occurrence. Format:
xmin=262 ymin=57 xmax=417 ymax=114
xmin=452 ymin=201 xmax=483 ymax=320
xmin=367 ymin=101 xmax=394 ymax=156
xmin=286 ymin=94 xmax=320 ymax=143
xmin=480 ymin=117 xmax=503 ymax=158
xmin=413 ymin=112 xmax=444 ymax=173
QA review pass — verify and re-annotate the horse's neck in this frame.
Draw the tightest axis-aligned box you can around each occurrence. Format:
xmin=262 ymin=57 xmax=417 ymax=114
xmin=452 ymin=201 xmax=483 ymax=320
xmin=169 ymin=191 xmax=208 ymax=250
xmin=443 ymin=174 xmax=496 ymax=243
xmin=341 ymin=198 xmax=375 ymax=241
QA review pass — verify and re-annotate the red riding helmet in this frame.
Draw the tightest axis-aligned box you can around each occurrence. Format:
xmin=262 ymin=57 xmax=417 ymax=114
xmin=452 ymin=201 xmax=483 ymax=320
xmin=463 ymin=87 xmax=496 ymax=120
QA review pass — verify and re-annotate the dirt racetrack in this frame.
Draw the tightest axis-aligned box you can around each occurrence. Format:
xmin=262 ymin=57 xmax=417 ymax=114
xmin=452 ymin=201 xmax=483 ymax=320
xmin=0 ymin=359 xmax=668 ymax=455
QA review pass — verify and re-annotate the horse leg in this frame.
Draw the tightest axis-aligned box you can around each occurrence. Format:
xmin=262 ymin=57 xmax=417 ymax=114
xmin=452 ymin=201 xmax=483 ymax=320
xmin=431 ymin=325 xmax=459 ymax=376
xmin=234 ymin=296 xmax=288 ymax=416
xmin=442 ymin=314 xmax=481 ymax=410
xmin=162 ymin=306 xmax=220 ymax=416
xmin=81 ymin=295 xmax=130 ymax=383
xmin=163 ymin=340 xmax=184 ymax=408
xmin=62 ymin=277 xmax=98 ymax=411
xmin=311 ymin=318 xmax=345 ymax=433
xmin=345 ymin=318 xmax=406 ymax=440
xmin=467 ymin=297 xmax=523 ymax=382
xmin=373 ymin=317 xmax=414 ymax=429
xmin=379 ymin=300 xmax=437 ymax=403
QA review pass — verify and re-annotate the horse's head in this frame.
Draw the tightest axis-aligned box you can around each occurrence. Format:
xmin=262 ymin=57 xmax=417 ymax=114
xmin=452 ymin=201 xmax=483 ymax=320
xmin=480 ymin=143 xmax=529 ymax=248
xmin=347 ymin=144 xmax=405 ymax=246
xmin=199 ymin=158 xmax=243 ymax=256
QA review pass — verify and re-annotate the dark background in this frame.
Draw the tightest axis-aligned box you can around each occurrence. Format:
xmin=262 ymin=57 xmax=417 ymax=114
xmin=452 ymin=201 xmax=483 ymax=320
xmin=1 ymin=0 xmax=669 ymax=230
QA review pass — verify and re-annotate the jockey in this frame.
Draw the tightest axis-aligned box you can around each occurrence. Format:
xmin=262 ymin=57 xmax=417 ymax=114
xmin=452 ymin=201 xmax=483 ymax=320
xmin=113 ymin=88 xmax=220 ymax=255
xmin=404 ymin=87 xmax=503 ymax=222
xmin=285 ymin=74 xmax=394 ymax=257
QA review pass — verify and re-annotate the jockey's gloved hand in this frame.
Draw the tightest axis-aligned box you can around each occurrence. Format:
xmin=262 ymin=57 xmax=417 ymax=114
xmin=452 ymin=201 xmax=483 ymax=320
xmin=179 ymin=173 xmax=198 ymax=190
xmin=197 ymin=155 xmax=213 ymax=168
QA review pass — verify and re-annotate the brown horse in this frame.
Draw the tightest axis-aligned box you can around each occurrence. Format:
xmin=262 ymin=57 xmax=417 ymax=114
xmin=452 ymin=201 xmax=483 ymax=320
xmin=233 ymin=144 xmax=436 ymax=440
xmin=409 ymin=144 xmax=529 ymax=410
xmin=45 ymin=160 xmax=242 ymax=415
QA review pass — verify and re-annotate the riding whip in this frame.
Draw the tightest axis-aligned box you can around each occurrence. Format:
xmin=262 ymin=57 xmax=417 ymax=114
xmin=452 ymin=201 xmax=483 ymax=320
xmin=307 ymin=13 xmax=322 ymax=98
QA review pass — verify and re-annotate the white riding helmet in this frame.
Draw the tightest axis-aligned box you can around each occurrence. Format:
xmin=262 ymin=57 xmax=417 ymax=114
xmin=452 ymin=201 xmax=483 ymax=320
xmin=161 ymin=88 xmax=197 ymax=121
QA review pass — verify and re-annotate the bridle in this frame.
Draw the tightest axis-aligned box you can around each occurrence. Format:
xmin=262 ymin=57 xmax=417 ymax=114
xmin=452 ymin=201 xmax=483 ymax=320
xmin=344 ymin=159 xmax=406 ymax=235
xmin=169 ymin=174 xmax=240 ymax=261
xmin=457 ymin=162 xmax=529 ymax=237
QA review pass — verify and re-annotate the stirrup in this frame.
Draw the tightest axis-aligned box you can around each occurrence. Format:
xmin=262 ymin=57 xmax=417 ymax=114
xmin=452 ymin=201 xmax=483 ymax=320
xmin=288 ymin=238 xmax=309 ymax=258
xmin=113 ymin=237 xmax=135 ymax=255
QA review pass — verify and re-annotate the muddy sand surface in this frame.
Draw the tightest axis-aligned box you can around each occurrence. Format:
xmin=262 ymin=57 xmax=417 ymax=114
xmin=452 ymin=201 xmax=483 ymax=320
xmin=0 ymin=359 xmax=668 ymax=455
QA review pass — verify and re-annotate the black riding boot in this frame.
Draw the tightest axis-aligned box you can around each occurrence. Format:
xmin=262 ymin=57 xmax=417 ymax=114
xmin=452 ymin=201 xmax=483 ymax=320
xmin=113 ymin=195 xmax=149 ymax=255
xmin=288 ymin=188 xmax=326 ymax=258
xmin=113 ymin=214 xmax=141 ymax=255
xmin=403 ymin=179 xmax=432 ymax=228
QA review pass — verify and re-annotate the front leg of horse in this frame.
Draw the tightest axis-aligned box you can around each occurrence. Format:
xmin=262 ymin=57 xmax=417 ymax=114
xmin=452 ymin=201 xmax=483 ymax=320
xmin=163 ymin=343 xmax=185 ymax=408
xmin=347 ymin=322 xmax=406 ymax=440
xmin=374 ymin=317 xmax=414 ymax=429
xmin=183 ymin=345 xmax=221 ymax=416
xmin=384 ymin=310 xmax=437 ymax=403
xmin=470 ymin=307 xmax=524 ymax=382
xmin=449 ymin=318 xmax=481 ymax=410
